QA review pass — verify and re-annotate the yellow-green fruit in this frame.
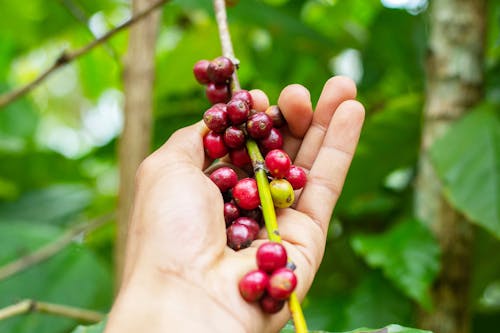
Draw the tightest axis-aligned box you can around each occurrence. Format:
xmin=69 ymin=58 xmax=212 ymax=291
xmin=269 ymin=179 xmax=294 ymax=208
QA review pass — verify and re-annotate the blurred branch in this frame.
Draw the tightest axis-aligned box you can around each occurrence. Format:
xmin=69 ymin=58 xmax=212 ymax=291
xmin=0 ymin=0 xmax=169 ymax=110
xmin=0 ymin=213 xmax=114 ymax=281
xmin=0 ymin=299 xmax=104 ymax=323
xmin=59 ymin=0 xmax=119 ymax=61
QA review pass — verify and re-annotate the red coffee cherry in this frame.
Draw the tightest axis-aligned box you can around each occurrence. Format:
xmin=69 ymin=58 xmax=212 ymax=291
xmin=265 ymin=149 xmax=291 ymax=179
xmin=231 ymin=89 xmax=253 ymax=109
xmin=232 ymin=178 xmax=260 ymax=210
xmin=207 ymin=56 xmax=235 ymax=84
xmin=259 ymin=294 xmax=285 ymax=314
xmin=203 ymin=131 xmax=228 ymax=159
xmin=203 ymin=103 xmax=229 ymax=133
xmin=229 ymin=147 xmax=251 ymax=168
xmin=233 ymin=217 xmax=260 ymax=239
xmin=224 ymin=126 xmax=246 ymax=149
xmin=265 ymin=105 xmax=286 ymax=128
xmin=239 ymin=270 xmax=269 ymax=302
xmin=259 ymin=128 xmax=283 ymax=154
xmin=286 ymin=165 xmax=307 ymax=190
xmin=224 ymin=202 xmax=240 ymax=227
xmin=209 ymin=167 xmax=238 ymax=192
xmin=267 ymin=267 xmax=297 ymax=300
xmin=193 ymin=59 xmax=211 ymax=84
xmin=206 ymin=82 xmax=230 ymax=104
xmin=247 ymin=112 xmax=273 ymax=139
xmin=256 ymin=242 xmax=288 ymax=273
xmin=227 ymin=98 xmax=250 ymax=125
xmin=227 ymin=223 xmax=252 ymax=250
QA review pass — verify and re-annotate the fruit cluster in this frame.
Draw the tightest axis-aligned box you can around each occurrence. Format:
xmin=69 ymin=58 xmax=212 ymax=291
xmin=239 ymin=242 xmax=297 ymax=313
xmin=193 ymin=55 xmax=305 ymax=313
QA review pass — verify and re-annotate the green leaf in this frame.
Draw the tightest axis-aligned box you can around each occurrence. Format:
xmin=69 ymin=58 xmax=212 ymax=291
xmin=280 ymin=323 xmax=432 ymax=333
xmin=0 ymin=184 xmax=93 ymax=225
xmin=430 ymin=105 xmax=500 ymax=238
xmin=70 ymin=319 xmax=107 ymax=333
xmin=351 ymin=219 xmax=440 ymax=308
xmin=0 ymin=223 xmax=112 ymax=333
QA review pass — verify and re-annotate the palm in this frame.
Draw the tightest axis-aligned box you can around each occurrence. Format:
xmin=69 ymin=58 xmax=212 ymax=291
xmin=117 ymin=76 xmax=364 ymax=333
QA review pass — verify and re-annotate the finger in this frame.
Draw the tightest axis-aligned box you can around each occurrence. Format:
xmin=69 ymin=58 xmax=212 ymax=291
xmin=294 ymin=76 xmax=357 ymax=171
xmin=249 ymin=89 xmax=269 ymax=112
xmin=143 ymin=121 xmax=208 ymax=172
xmin=276 ymin=84 xmax=313 ymax=160
xmin=277 ymin=84 xmax=313 ymax=138
xmin=295 ymin=100 xmax=365 ymax=235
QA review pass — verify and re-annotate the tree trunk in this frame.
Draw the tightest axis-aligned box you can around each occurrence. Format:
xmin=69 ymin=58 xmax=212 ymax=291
xmin=415 ymin=1 xmax=487 ymax=333
xmin=116 ymin=0 xmax=162 ymax=287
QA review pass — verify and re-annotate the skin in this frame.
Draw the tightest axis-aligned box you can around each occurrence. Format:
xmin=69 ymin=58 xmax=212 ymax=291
xmin=105 ymin=76 xmax=365 ymax=333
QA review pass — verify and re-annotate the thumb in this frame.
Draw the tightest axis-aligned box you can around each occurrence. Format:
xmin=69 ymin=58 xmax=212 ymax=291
xmin=150 ymin=120 xmax=208 ymax=170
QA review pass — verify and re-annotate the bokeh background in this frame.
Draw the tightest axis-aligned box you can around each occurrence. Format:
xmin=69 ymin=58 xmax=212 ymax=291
xmin=0 ymin=0 xmax=498 ymax=332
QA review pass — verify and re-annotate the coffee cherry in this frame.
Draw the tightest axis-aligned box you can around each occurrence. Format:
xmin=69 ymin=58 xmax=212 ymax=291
xmin=193 ymin=59 xmax=211 ymax=84
xmin=265 ymin=105 xmax=286 ymax=128
xmin=269 ymin=179 xmax=294 ymax=208
xmin=209 ymin=167 xmax=238 ymax=192
xmin=239 ymin=270 xmax=269 ymax=302
xmin=231 ymin=89 xmax=253 ymax=109
xmin=203 ymin=103 xmax=229 ymax=133
xmin=267 ymin=267 xmax=297 ymax=300
xmin=232 ymin=178 xmax=260 ymax=210
xmin=227 ymin=99 xmax=250 ymax=125
xmin=206 ymin=82 xmax=230 ymax=104
xmin=259 ymin=128 xmax=283 ymax=154
xmin=227 ymin=223 xmax=252 ymax=250
xmin=286 ymin=165 xmax=307 ymax=190
xmin=229 ymin=147 xmax=251 ymax=168
xmin=233 ymin=217 xmax=260 ymax=239
xmin=224 ymin=126 xmax=246 ymax=148
xmin=203 ymin=131 xmax=228 ymax=159
xmin=256 ymin=242 xmax=287 ymax=273
xmin=247 ymin=112 xmax=273 ymax=139
xmin=207 ymin=56 xmax=235 ymax=84
xmin=224 ymin=202 xmax=240 ymax=227
xmin=265 ymin=149 xmax=291 ymax=179
xmin=259 ymin=294 xmax=285 ymax=314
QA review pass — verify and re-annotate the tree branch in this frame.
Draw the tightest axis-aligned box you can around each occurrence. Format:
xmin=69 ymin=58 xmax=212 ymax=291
xmin=0 ymin=213 xmax=114 ymax=281
xmin=0 ymin=0 xmax=170 ymax=109
xmin=0 ymin=299 xmax=104 ymax=323
xmin=213 ymin=0 xmax=241 ymax=91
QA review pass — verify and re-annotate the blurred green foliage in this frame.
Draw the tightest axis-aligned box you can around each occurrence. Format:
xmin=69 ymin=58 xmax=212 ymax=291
xmin=0 ymin=0 xmax=499 ymax=332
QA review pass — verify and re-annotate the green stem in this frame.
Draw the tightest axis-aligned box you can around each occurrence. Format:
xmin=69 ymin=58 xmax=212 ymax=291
xmin=246 ymin=139 xmax=308 ymax=333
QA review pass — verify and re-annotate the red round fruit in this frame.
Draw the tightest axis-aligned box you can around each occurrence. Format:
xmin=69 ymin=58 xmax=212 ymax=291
xmin=256 ymin=242 xmax=288 ymax=273
xmin=209 ymin=167 xmax=238 ymax=192
xmin=238 ymin=270 xmax=269 ymax=302
xmin=229 ymin=147 xmax=251 ymax=168
xmin=206 ymin=82 xmax=230 ymax=104
xmin=227 ymin=223 xmax=252 ymax=250
xmin=203 ymin=103 xmax=228 ymax=133
xmin=232 ymin=178 xmax=260 ymax=210
xmin=224 ymin=202 xmax=240 ymax=227
xmin=267 ymin=268 xmax=297 ymax=300
xmin=193 ymin=59 xmax=211 ymax=84
xmin=227 ymin=99 xmax=250 ymax=125
xmin=259 ymin=294 xmax=285 ymax=314
xmin=286 ymin=165 xmax=307 ymax=190
xmin=224 ymin=126 xmax=246 ymax=148
xmin=233 ymin=217 xmax=260 ymax=239
xmin=207 ymin=56 xmax=235 ymax=84
xmin=203 ymin=131 xmax=228 ymax=159
xmin=247 ymin=112 xmax=273 ymax=139
xmin=265 ymin=105 xmax=286 ymax=128
xmin=231 ymin=89 xmax=253 ymax=109
xmin=259 ymin=128 xmax=283 ymax=154
xmin=265 ymin=149 xmax=291 ymax=178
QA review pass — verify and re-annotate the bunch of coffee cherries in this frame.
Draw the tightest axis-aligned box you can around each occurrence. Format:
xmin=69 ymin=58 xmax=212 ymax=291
xmin=193 ymin=56 xmax=304 ymax=312
xmin=239 ymin=242 xmax=297 ymax=313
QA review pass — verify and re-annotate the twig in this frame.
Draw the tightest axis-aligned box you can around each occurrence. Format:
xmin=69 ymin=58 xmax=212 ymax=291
xmin=0 ymin=213 xmax=114 ymax=281
xmin=213 ymin=0 xmax=241 ymax=91
xmin=59 ymin=0 xmax=119 ymax=60
xmin=0 ymin=299 xmax=104 ymax=323
xmin=0 ymin=0 xmax=169 ymax=109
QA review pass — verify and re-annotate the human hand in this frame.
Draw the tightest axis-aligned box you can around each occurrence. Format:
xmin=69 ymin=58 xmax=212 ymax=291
xmin=105 ymin=76 xmax=365 ymax=333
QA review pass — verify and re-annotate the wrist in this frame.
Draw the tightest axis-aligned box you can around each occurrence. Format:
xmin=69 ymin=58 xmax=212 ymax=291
xmin=105 ymin=269 xmax=246 ymax=333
